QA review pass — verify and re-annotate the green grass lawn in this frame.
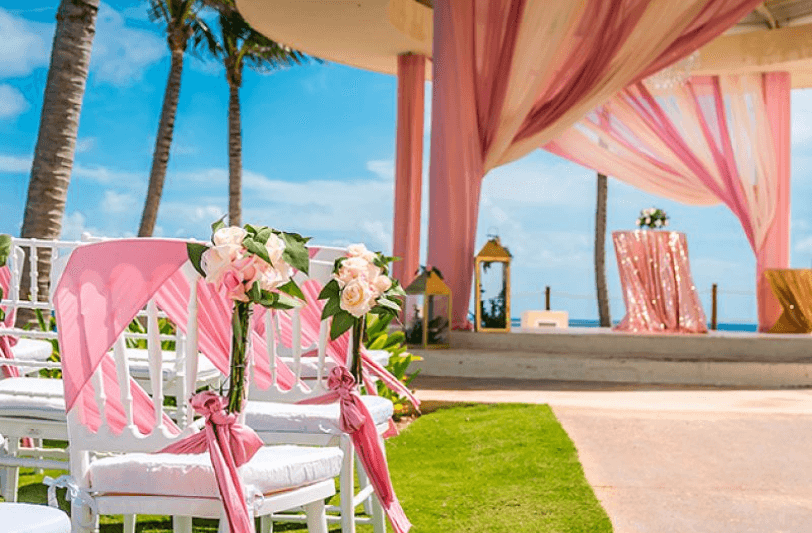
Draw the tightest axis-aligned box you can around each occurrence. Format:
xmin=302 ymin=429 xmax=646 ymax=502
xmin=11 ymin=403 xmax=611 ymax=532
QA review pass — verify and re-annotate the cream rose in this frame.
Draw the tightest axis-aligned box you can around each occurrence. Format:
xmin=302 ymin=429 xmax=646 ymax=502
xmin=258 ymin=258 xmax=292 ymax=292
xmin=336 ymin=256 xmax=369 ymax=287
xmin=340 ymin=279 xmax=375 ymax=318
xmin=201 ymin=243 xmax=243 ymax=284
xmin=264 ymin=233 xmax=286 ymax=266
xmin=213 ymin=226 xmax=247 ymax=246
xmin=347 ymin=243 xmax=377 ymax=263
xmin=371 ymin=274 xmax=392 ymax=295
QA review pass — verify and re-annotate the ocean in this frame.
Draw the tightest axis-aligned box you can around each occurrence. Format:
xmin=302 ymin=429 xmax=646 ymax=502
xmin=510 ymin=318 xmax=758 ymax=332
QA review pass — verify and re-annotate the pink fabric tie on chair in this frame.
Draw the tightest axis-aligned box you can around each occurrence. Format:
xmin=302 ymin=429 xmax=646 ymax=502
xmin=301 ymin=367 xmax=412 ymax=533
xmin=0 ymin=265 xmax=20 ymax=378
xmin=159 ymin=391 xmax=264 ymax=533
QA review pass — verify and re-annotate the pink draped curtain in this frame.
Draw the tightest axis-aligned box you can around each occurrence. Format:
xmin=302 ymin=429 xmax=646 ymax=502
xmin=392 ymin=54 xmax=426 ymax=288
xmin=546 ymin=73 xmax=791 ymax=331
xmin=425 ymin=0 xmax=762 ymax=328
xmin=0 ymin=266 xmax=20 ymax=378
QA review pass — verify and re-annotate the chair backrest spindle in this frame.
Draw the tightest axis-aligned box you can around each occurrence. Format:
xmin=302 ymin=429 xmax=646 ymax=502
xmin=146 ymin=299 xmax=164 ymax=431
xmin=113 ymin=336 xmax=135 ymax=429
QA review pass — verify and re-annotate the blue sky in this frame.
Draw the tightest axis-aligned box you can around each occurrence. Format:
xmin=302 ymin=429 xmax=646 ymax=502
xmin=2 ymin=1 xmax=812 ymax=324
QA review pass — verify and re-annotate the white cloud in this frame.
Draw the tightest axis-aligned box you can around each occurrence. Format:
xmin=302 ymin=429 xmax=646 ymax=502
xmin=792 ymin=89 xmax=812 ymax=149
xmin=72 ymin=163 xmax=144 ymax=188
xmin=0 ymin=154 xmax=31 ymax=173
xmin=0 ymin=8 xmax=51 ymax=79
xmin=60 ymin=211 xmax=89 ymax=241
xmin=0 ymin=84 xmax=28 ymax=119
xmin=366 ymin=160 xmax=394 ymax=181
xmin=101 ymin=190 xmax=134 ymax=213
xmin=795 ymin=236 xmax=812 ymax=254
xmin=91 ymin=3 xmax=166 ymax=86
xmin=75 ymin=137 xmax=96 ymax=154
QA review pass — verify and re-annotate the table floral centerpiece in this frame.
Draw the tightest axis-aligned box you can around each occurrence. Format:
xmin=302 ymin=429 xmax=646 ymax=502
xmin=187 ymin=218 xmax=310 ymax=413
xmin=636 ymin=207 xmax=669 ymax=229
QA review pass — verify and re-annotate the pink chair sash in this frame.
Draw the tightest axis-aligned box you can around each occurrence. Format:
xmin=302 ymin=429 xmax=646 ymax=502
xmin=0 ymin=266 xmax=20 ymax=378
xmin=159 ymin=391 xmax=264 ymax=533
xmin=301 ymin=367 xmax=411 ymax=533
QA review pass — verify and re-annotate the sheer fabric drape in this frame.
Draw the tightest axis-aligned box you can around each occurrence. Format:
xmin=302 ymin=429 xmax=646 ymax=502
xmin=425 ymin=0 xmax=762 ymax=327
xmin=546 ymin=73 xmax=791 ymax=330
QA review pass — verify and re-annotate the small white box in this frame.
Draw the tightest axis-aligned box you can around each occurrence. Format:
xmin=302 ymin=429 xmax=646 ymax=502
xmin=521 ymin=310 xmax=568 ymax=329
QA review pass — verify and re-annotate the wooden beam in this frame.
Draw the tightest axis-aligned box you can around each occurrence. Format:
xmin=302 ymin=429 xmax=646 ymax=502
xmin=693 ymin=22 xmax=812 ymax=81
xmin=755 ymin=3 xmax=778 ymax=29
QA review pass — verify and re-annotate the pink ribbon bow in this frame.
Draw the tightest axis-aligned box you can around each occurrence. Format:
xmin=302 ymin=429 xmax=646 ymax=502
xmin=159 ymin=391 xmax=264 ymax=533
xmin=301 ymin=366 xmax=411 ymax=533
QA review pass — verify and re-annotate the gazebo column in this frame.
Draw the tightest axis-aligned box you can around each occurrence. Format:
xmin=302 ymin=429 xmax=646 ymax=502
xmin=426 ymin=1 xmax=483 ymax=329
xmin=392 ymin=53 xmax=426 ymax=288
xmin=757 ymin=71 xmax=791 ymax=331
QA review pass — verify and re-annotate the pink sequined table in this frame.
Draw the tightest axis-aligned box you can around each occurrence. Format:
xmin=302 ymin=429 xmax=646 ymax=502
xmin=613 ymin=230 xmax=707 ymax=334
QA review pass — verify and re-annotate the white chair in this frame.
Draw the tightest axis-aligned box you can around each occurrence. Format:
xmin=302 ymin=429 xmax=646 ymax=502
xmin=244 ymin=259 xmax=394 ymax=533
xmin=0 ymin=239 xmax=82 ymax=502
xmin=54 ymin=240 xmax=344 ymax=533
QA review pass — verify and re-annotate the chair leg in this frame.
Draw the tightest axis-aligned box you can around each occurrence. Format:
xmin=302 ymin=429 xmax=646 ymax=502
xmin=356 ymin=454 xmax=373 ymax=516
xmin=304 ymin=499 xmax=328 ymax=533
xmin=218 ymin=509 xmax=230 ymax=533
xmin=173 ymin=515 xmax=192 ymax=533
xmin=370 ymin=493 xmax=387 ymax=533
xmin=339 ymin=436 xmax=356 ymax=533
xmin=3 ymin=438 xmax=19 ymax=502
xmin=123 ymin=514 xmax=136 ymax=533
xmin=71 ymin=499 xmax=94 ymax=533
xmin=259 ymin=515 xmax=273 ymax=533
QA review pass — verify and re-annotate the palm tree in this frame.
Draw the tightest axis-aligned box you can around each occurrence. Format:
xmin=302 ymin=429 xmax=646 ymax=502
xmin=206 ymin=1 xmax=310 ymax=226
xmin=138 ymin=0 xmax=212 ymax=237
xmin=594 ymin=172 xmax=611 ymax=327
xmin=20 ymin=0 xmax=100 ymax=321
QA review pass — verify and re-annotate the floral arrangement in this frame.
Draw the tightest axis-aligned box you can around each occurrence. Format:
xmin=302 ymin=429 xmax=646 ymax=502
xmin=319 ymin=244 xmax=405 ymax=380
xmin=187 ymin=218 xmax=310 ymax=413
xmin=636 ymin=207 xmax=669 ymax=229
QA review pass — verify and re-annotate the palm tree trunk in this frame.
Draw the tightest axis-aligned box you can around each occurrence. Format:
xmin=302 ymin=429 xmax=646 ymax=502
xmin=595 ymin=172 xmax=611 ymax=327
xmin=19 ymin=0 xmax=100 ymax=323
xmin=228 ymin=81 xmax=242 ymax=227
xmin=139 ymin=48 xmax=185 ymax=237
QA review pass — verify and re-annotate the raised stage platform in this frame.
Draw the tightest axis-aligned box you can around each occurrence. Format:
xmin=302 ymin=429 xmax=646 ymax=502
xmin=411 ymin=328 xmax=812 ymax=388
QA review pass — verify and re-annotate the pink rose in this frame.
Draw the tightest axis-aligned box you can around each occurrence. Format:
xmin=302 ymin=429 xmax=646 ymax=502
xmin=222 ymin=269 xmax=249 ymax=302
xmin=347 ymin=243 xmax=377 ymax=263
xmin=201 ymin=243 xmax=243 ymax=284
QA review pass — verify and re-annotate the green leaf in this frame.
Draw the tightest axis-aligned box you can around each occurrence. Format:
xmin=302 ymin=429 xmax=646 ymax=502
xmin=376 ymin=297 xmax=402 ymax=312
xmin=273 ymin=292 xmax=300 ymax=310
xmin=368 ymin=334 xmax=388 ymax=350
xmin=258 ymin=291 xmax=279 ymax=307
xmin=385 ymin=331 xmax=406 ymax=347
xmin=186 ymin=243 xmax=209 ymax=278
xmin=248 ymin=281 xmax=262 ymax=302
xmin=254 ymin=227 xmax=272 ymax=245
xmin=243 ymin=223 xmax=258 ymax=235
xmin=244 ymin=237 xmax=272 ymax=265
xmin=278 ymin=280 xmax=305 ymax=301
xmin=330 ymin=310 xmax=355 ymax=340
xmin=0 ymin=234 xmax=11 ymax=267
xmin=321 ymin=296 xmax=341 ymax=320
xmin=210 ymin=215 xmax=227 ymax=237
xmin=279 ymin=232 xmax=310 ymax=274
xmin=317 ymin=279 xmax=340 ymax=300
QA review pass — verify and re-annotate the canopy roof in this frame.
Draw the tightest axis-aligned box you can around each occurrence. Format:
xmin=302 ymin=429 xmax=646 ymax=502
xmin=236 ymin=0 xmax=812 ymax=87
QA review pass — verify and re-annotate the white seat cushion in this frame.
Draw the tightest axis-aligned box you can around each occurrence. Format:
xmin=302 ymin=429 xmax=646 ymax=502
xmin=0 ymin=502 xmax=70 ymax=533
xmin=121 ymin=348 xmax=221 ymax=384
xmin=279 ymin=350 xmax=390 ymax=379
xmin=89 ymin=445 xmax=342 ymax=498
xmin=244 ymin=395 xmax=393 ymax=435
xmin=10 ymin=339 xmax=53 ymax=362
xmin=0 ymin=378 xmax=65 ymax=421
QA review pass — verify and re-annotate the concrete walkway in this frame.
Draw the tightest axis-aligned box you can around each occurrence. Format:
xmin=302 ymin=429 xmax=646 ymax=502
xmin=413 ymin=376 xmax=812 ymax=533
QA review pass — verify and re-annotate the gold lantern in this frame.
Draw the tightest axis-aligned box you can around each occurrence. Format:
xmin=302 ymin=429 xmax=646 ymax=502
xmin=474 ymin=236 xmax=512 ymax=332
xmin=403 ymin=268 xmax=451 ymax=349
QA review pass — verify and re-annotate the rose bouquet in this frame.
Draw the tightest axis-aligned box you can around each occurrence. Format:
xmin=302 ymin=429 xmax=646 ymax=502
xmin=187 ymin=218 xmax=310 ymax=413
xmin=636 ymin=207 xmax=669 ymax=229
xmin=318 ymin=244 xmax=405 ymax=381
